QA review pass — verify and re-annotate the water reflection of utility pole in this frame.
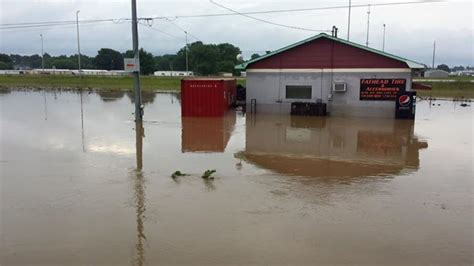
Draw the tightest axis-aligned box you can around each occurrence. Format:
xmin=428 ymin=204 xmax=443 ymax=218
xmin=43 ymin=90 xmax=48 ymax=120
xmin=133 ymin=122 xmax=146 ymax=266
xmin=136 ymin=122 xmax=144 ymax=170
xmin=80 ymin=91 xmax=85 ymax=152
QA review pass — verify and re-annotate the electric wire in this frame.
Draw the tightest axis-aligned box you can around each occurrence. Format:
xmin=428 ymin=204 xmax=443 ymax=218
xmin=209 ymin=0 xmax=331 ymax=32
xmin=0 ymin=0 xmax=443 ymax=30
xmin=0 ymin=18 xmax=129 ymax=30
xmin=158 ymin=0 xmax=443 ymax=19
xmin=162 ymin=18 xmax=201 ymax=41
xmin=138 ymin=21 xmax=185 ymax=40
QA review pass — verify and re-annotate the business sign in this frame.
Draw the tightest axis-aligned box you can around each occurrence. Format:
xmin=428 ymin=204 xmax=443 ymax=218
xmin=360 ymin=79 xmax=406 ymax=101
xmin=124 ymin=58 xmax=140 ymax=72
xmin=395 ymin=91 xmax=416 ymax=119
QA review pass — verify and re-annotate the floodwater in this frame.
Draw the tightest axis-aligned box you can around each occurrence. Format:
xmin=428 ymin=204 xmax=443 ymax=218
xmin=0 ymin=89 xmax=473 ymax=265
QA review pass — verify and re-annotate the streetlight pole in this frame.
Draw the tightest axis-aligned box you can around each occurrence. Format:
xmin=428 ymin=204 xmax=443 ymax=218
xmin=40 ymin=34 xmax=44 ymax=72
xmin=347 ymin=0 xmax=351 ymax=41
xmin=382 ymin=24 xmax=386 ymax=52
xmin=366 ymin=4 xmax=371 ymax=47
xmin=76 ymin=10 xmax=82 ymax=75
xmin=131 ymin=0 xmax=143 ymax=123
xmin=185 ymin=31 xmax=189 ymax=76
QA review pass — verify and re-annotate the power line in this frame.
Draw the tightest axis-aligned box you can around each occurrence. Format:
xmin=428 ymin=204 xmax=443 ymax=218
xmin=0 ymin=0 xmax=443 ymax=30
xmin=0 ymin=18 xmax=123 ymax=27
xmin=209 ymin=0 xmax=331 ymax=32
xmin=162 ymin=0 xmax=443 ymax=19
xmin=162 ymin=18 xmax=201 ymax=41
xmin=0 ymin=21 xmax=125 ymax=34
xmin=138 ymin=21 xmax=185 ymax=40
xmin=0 ymin=19 xmax=128 ymax=30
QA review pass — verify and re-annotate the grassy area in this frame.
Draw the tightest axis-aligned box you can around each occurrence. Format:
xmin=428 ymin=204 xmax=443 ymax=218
xmin=0 ymin=75 xmax=181 ymax=91
xmin=0 ymin=74 xmax=472 ymax=98
xmin=414 ymin=81 xmax=474 ymax=99
xmin=0 ymin=74 xmax=247 ymax=91
xmin=414 ymin=76 xmax=474 ymax=82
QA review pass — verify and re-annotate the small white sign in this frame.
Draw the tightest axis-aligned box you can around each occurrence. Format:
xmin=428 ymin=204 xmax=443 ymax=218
xmin=124 ymin=58 xmax=140 ymax=72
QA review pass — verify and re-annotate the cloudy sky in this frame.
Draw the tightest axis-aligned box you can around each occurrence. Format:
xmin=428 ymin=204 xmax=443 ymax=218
xmin=0 ymin=0 xmax=472 ymax=66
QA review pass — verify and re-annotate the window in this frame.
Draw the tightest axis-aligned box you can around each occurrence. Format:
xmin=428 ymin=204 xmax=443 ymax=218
xmin=285 ymin=85 xmax=312 ymax=99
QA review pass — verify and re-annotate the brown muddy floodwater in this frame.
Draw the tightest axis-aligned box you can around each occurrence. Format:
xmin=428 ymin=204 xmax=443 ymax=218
xmin=0 ymin=89 xmax=473 ymax=265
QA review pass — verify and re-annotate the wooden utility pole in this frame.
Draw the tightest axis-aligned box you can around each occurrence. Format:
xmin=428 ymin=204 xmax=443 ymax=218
xmin=131 ymin=0 xmax=143 ymax=122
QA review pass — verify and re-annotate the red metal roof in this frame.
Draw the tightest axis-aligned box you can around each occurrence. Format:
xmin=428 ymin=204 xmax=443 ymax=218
xmin=248 ymin=37 xmax=408 ymax=69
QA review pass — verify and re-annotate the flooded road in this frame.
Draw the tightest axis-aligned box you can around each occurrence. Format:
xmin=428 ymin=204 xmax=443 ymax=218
xmin=1 ymin=90 xmax=473 ymax=265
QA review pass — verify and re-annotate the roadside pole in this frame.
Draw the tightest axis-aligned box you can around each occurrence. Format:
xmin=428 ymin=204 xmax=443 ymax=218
xmin=185 ymin=31 xmax=189 ymax=76
xmin=76 ymin=10 xmax=82 ymax=77
xmin=382 ymin=24 xmax=386 ymax=52
xmin=366 ymin=4 xmax=371 ymax=47
xmin=131 ymin=0 xmax=143 ymax=123
xmin=40 ymin=34 xmax=44 ymax=72
xmin=347 ymin=0 xmax=351 ymax=40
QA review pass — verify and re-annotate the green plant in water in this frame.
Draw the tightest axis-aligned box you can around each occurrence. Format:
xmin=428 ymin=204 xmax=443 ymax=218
xmin=171 ymin=171 xmax=188 ymax=179
xmin=202 ymin=169 xmax=216 ymax=179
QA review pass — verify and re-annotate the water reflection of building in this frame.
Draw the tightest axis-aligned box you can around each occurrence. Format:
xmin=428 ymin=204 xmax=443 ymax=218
xmin=241 ymin=115 xmax=428 ymax=177
xmin=181 ymin=112 xmax=236 ymax=153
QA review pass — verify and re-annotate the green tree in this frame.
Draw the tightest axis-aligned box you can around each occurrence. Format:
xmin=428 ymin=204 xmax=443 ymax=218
xmin=10 ymin=54 xmax=43 ymax=69
xmin=173 ymin=41 xmax=242 ymax=75
xmin=216 ymin=60 xmax=235 ymax=73
xmin=124 ymin=48 xmax=155 ymax=75
xmin=0 ymin=61 xmax=11 ymax=70
xmin=436 ymin=64 xmax=450 ymax=73
xmin=451 ymin=66 xmax=465 ymax=72
xmin=250 ymin=53 xmax=260 ymax=60
xmin=154 ymin=54 xmax=177 ymax=71
xmin=94 ymin=48 xmax=124 ymax=70
xmin=49 ymin=58 xmax=76 ymax=69
xmin=0 ymin=53 xmax=13 ymax=69
xmin=77 ymin=54 xmax=96 ymax=69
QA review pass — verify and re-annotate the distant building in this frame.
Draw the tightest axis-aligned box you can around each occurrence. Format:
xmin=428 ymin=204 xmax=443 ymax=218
xmin=0 ymin=70 xmax=22 ymax=75
xmin=10 ymin=69 xmax=129 ymax=76
xmin=31 ymin=69 xmax=74 ymax=75
xmin=451 ymin=70 xmax=474 ymax=76
xmin=424 ymin=69 xmax=449 ymax=78
xmin=108 ymin=70 xmax=128 ymax=76
xmin=74 ymin=69 xmax=108 ymax=75
xmin=154 ymin=71 xmax=193 ymax=77
xmin=218 ymin=72 xmax=233 ymax=77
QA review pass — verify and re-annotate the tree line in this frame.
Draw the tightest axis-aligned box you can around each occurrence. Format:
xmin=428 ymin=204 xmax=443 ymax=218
xmin=0 ymin=41 xmax=243 ymax=76
xmin=435 ymin=64 xmax=473 ymax=73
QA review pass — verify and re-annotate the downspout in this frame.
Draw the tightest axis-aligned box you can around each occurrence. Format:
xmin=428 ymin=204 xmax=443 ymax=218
xmin=328 ymin=37 xmax=336 ymax=114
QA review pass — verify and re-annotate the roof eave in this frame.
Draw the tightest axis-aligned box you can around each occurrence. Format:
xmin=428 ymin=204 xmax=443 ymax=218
xmin=234 ymin=63 xmax=247 ymax=70
xmin=234 ymin=33 xmax=426 ymax=70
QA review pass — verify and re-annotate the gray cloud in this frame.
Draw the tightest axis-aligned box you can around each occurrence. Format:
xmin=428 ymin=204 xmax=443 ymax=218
xmin=0 ymin=0 xmax=472 ymax=66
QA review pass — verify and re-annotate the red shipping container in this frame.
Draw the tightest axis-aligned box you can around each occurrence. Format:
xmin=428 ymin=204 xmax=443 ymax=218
xmin=181 ymin=78 xmax=236 ymax=117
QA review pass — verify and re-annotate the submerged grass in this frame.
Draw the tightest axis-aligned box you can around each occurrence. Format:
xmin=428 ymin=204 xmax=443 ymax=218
xmin=415 ymin=81 xmax=474 ymax=99
xmin=0 ymin=75 xmax=181 ymax=91
xmin=0 ymin=75 xmax=472 ymax=98
xmin=0 ymin=75 xmax=247 ymax=91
